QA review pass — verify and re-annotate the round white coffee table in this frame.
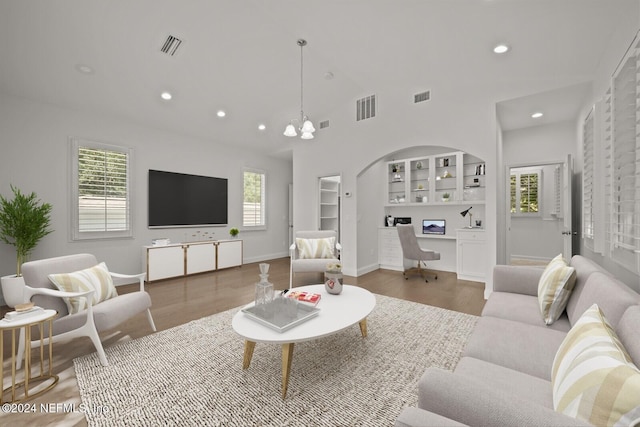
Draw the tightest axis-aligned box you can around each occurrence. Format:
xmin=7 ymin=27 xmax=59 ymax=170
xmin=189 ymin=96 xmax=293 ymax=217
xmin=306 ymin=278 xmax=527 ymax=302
xmin=232 ymin=284 xmax=376 ymax=399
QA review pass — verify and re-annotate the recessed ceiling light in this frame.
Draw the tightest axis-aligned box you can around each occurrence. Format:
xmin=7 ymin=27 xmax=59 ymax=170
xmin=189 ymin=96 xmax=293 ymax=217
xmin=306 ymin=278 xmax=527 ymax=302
xmin=531 ymin=112 xmax=544 ymax=118
xmin=160 ymin=91 xmax=172 ymax=100
xmin=258 ymin=124 xmax=266 ymax=130
xmin=493 ymin=44 xmax=510 ymax=54
xmin=75 ymin=64 xmax=94 ymax=74
xmin=217 ymin=110 xmax=226 ymax=118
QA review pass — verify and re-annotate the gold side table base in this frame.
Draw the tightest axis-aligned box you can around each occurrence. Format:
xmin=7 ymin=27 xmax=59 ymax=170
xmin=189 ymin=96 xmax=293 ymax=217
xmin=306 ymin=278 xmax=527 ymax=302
xmin=1 ymin=312 xmax=58 ymax=403
xmin=2 ymin=375 xmax=59 ymax=403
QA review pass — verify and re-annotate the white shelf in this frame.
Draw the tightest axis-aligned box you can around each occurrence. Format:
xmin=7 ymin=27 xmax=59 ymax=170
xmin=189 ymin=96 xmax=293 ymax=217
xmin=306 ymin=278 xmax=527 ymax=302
xmin=386 ymin=151 xmax=486 ymax=206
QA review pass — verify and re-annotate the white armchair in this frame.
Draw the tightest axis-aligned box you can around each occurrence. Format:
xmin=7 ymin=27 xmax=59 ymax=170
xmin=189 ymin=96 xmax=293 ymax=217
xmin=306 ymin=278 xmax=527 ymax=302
xmin=289 ymin=230 xmax=341 ymax=288
xmin=17 ymin=253 xmax=156 ymax=368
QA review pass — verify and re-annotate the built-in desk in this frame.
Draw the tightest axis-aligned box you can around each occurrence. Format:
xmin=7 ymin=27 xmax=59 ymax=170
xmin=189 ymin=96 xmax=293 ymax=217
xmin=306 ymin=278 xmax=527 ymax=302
xmin=378 ymin=227 xmax=486 ymax=282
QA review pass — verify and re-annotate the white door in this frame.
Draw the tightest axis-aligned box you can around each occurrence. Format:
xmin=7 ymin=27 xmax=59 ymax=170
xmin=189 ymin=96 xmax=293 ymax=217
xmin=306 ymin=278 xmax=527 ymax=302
xmin=506 ymin=159 xmax=571 ymax=264
xmin=562 ymin=154 xmax=573 ymax=260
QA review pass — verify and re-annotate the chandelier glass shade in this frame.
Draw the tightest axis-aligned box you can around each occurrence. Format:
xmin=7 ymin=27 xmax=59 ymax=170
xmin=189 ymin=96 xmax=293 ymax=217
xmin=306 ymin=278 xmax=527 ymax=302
xmin=284 ymin=39 xmax=315 ymax=140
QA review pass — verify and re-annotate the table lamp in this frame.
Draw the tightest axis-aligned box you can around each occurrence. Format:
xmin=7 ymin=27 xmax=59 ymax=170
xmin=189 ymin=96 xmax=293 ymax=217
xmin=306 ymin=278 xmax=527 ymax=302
xmin=460 ymin=207 xmax=473 ymax=228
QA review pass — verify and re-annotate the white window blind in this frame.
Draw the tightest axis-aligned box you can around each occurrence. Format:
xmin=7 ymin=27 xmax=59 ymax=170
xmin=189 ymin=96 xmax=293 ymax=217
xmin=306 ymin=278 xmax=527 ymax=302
xmin=582 ymin=108 xmax=595 ymax=247
xmin=71 ymin=139 xmax=132 ymax=240
xmin=608 ymin=36 xmax=640 ymax=271
xmin=604 ymin=87 xmax=613 ymax=256
xmin=243 ymin=169 xmax=266 ymax=228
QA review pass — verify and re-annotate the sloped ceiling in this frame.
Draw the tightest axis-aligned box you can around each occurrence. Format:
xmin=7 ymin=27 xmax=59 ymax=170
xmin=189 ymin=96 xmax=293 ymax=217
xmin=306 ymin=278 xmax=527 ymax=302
xmin=0 ymin=1 xmax=634 ymax=157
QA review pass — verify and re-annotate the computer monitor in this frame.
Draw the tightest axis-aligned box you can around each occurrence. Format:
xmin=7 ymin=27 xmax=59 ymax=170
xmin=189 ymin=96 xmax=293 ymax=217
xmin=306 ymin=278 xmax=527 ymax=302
xmin=422 ymin=219 xmax=446 ymax=235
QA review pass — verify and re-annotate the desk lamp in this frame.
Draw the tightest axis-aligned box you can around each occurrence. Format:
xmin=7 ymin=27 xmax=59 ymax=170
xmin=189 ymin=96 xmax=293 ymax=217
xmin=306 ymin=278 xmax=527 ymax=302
xmin=460 ymin=207 xmax=473 ymax=228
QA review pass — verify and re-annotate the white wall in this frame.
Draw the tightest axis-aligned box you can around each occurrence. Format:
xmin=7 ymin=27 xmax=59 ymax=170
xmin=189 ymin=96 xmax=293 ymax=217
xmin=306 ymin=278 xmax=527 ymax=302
xmin=0 ymin=94 xmax=292 ymax=299
xmin=292 ymin=92 xmax=499 ymax=296
xmin=503 ymin=121 xmax=577 ymax=166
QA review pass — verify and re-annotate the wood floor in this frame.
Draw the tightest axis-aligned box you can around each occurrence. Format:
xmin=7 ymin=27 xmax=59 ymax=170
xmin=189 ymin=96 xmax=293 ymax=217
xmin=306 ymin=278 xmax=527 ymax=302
xmin=1 ymin=258 xmax=485 ymax=427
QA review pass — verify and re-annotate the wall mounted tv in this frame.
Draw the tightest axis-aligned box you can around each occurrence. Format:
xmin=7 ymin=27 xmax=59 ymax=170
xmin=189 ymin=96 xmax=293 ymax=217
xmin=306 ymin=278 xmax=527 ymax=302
xmin=148 ymin=169 xmax=228 ymax=228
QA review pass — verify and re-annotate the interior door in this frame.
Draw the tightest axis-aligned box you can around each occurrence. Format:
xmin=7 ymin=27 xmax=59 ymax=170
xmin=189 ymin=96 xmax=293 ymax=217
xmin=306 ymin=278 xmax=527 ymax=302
xmin=506 ymin=160 xmax=569 ymax=264
xmin=562 ymin=154 xmax=573 ymax=259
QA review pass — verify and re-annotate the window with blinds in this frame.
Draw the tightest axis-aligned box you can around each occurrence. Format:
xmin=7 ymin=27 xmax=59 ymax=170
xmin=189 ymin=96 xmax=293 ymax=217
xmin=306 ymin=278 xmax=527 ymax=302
xmin=582 ymin=109 xmax=595 ymax=247
xmin=243 ymin=169 xmax=266 ymax=228
xmin=608 ymin=38 xmax=640 ymax=271
xmin=510 ymin=169 xmax=540 ymax=215
xmin=603 ymin=87 xmax=613 ymax=257
xmin=70 ymin=139 xmax=132 ymax=240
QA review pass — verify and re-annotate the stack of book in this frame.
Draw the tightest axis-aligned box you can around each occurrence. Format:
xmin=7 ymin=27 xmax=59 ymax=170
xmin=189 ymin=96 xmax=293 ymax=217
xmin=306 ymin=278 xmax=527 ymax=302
xmin=3 ymin=303 xmax=44 ymax=322
xmin=287 ymin=291 xmax=321 ymax=306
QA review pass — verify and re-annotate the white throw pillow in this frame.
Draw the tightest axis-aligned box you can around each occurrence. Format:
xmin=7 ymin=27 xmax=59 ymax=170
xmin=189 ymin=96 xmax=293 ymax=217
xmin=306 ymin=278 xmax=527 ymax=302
xmin=538 ymin=254 xmax=576 ymax=325
xmin=48 ymin=262 xmax=118 ymax=314
xmin=296 ymin=237 xmax=336 ymax=259
xmin=552 ymin=304 xmax=640 ymax=426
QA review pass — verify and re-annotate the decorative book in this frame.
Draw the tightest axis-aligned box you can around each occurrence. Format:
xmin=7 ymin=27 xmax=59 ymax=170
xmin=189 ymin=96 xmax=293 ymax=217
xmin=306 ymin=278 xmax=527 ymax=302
xmin=287 ymin=291 xmax=321 ymax=306
xmin=4 ymin=306 xmax=44 ymax=321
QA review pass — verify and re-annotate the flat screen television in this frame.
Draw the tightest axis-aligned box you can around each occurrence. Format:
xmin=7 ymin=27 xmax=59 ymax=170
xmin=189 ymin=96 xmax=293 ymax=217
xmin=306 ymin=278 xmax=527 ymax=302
xmin=422 ymin=219 xmax=446 ymax=235
xmin=148 ymin=169 xmax=228 ymax=228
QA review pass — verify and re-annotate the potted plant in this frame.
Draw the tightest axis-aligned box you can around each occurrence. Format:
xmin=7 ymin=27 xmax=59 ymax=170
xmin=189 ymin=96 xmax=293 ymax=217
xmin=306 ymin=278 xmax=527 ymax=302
xmin=0 ymin=185 xmax=53 ymax=307
xmin=229 ymin=227 xmax=239 ymax=239
xmin=442 ymin=192 xmax=450 ymax=202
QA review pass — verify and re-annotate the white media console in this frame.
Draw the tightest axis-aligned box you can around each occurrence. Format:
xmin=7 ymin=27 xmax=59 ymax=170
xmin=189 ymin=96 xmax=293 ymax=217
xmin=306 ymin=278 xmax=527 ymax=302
xmin=144 ymin=239 xmax=243 ymax=282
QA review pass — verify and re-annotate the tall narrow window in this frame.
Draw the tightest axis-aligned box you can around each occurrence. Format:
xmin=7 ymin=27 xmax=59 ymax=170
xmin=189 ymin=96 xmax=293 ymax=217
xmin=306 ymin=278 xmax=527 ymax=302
xmin=243 ymin=169 xmax=266 ymax=228
xmin=510 ymin=169 xmax=541 ymax=215
xmin=582 ymin=109 xmax=595 ymax=248
xmin=71 ymin=138 xmax=132 ymax=240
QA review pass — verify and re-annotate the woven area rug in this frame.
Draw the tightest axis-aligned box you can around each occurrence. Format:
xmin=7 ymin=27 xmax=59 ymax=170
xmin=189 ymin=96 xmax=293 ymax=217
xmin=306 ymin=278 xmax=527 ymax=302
xmin=74 ymin=295 xmax=477 ymax=426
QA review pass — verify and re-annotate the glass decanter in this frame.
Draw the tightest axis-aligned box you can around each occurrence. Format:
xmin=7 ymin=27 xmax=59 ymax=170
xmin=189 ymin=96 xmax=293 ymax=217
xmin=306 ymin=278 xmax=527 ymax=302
xmin=254 ymin=263 xmax=274 ymax=308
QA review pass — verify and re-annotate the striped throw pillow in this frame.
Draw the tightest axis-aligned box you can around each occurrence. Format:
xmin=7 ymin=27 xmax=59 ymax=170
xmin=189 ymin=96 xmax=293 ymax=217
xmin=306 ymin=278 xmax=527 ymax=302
xmin=296 ymin=237 xmax=336 ymax=259
xmin=48 ymin=262 xmax=118 ymax=314
xmin=552 ymin=304 xmax=640 ymax=426
xmin=538 ymin=254 xmax=576 ymax=325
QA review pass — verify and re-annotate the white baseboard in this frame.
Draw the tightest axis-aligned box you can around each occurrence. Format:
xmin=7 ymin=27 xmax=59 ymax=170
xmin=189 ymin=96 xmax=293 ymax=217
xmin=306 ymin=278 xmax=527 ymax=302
xmin=509 ymin=254 xmax=551 ymax=265
xmin=243 ymin=251 xmax=289 ymax=265
xmin=356 ymin=263 xmax=379 ymax=277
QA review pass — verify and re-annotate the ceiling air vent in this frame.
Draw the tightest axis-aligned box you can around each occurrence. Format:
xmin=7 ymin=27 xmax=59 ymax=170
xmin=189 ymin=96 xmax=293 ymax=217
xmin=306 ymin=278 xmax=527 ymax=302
xmin=319 ymin=120 xmax=330 ymax=129
xmin=414 ymin=91 xmax=430 ymax=104
xmin=356 ymin=94 xmax=376 ymax=121
xmin=160 ymin=35 xmax=183 ymax=56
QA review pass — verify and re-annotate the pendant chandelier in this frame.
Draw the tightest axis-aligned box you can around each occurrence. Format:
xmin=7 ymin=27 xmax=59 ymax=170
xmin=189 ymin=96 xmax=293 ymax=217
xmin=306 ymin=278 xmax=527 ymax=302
xmin=283 ymin=39 xmax=316 ymax=140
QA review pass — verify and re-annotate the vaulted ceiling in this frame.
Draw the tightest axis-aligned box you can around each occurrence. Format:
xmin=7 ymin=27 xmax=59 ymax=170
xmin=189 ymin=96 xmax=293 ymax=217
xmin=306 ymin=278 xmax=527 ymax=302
xmin=0 ymin=1 xmax=633 ymax=157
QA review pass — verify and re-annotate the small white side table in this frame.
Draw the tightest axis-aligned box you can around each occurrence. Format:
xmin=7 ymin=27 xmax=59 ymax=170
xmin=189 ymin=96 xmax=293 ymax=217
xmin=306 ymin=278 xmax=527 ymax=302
xmin=0 ymin=309 xmax=58 ymax=403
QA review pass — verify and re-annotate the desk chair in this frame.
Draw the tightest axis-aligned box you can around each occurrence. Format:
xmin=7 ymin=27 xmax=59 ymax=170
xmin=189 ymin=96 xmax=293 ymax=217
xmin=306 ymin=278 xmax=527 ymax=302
xmin=396 ymin=224 xmax=440 ymax=282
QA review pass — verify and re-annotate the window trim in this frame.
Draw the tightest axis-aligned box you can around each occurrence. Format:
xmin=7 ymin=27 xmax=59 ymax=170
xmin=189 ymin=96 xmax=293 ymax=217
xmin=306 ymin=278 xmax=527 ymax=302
xmin=70 ymin=138 xmax=133 ymax=241
xmin=242 ymin=168 xmax=266 ymax=230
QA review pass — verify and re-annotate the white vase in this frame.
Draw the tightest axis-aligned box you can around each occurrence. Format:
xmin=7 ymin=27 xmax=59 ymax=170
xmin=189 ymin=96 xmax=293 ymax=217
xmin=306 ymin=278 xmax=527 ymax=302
xmin=1 ymin=275 xmax=26 ymax=308
xmin=324 ymin=271 xmax=343 ymax=295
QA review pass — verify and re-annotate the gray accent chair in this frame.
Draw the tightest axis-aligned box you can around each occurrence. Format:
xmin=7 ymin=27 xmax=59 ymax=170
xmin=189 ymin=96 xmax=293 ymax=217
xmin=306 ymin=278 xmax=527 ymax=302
xmin=396 ymin=224 xmax=440 ymax=282
xmin=18 ymin=253 xmax=156 ymax=368
xmin=289 ymin=230 xmax=341 ymax=289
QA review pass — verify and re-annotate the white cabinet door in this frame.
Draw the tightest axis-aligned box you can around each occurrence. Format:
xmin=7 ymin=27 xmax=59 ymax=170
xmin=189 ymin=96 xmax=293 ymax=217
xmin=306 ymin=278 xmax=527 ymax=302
xmin=378 ymin=228 xmax=403 ymax=271
xmin=147 ymin=246 xmax=185 ymax=281
xmin=217 ymin=240 xmax=243 ymax=269
xmin=185 ymin=242 xmax=216 ymax=275
xmin=456 ymin=230 xmax=486 ymax=282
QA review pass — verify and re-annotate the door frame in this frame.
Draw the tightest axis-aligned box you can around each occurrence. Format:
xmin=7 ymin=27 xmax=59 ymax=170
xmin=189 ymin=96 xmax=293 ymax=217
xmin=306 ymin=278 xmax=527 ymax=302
xmin=504 ymin=157 xmax=572 ymax=264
